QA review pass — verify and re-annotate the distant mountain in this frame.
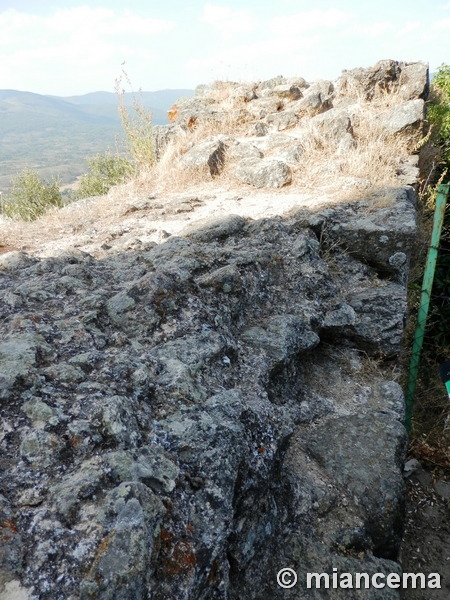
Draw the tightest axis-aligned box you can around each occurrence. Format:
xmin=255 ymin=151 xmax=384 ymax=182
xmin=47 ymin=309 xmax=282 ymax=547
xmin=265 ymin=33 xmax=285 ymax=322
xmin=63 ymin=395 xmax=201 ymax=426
xmin=56 ymin=89 xmax=194 ymax=112
xmin=0 ymin=87 xmax=194 ymax=193
xmin=0 ymin=90 xmax=116 ymax=135
xmin=0 ymin=88 xmax=194 ymax=133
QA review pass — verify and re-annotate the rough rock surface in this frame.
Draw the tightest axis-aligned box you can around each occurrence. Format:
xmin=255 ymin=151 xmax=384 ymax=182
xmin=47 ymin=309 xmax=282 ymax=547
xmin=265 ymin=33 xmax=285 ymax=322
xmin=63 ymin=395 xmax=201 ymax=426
xmin=303 ymin=186 xmax=417 ymax=282
xmin=375 ymin=98 xmax=425 ymax=137
xmin=0 ymin=59 xmax=430 ymax=599
xmin=233 ymin=158 xmax=292 ymax=188
xmin=310 ymin=108 xmax=354 ymax=143
xmin=180 ymin=139 xmax=227 ymax=177
xmin=0 ymin=200 xmax=413 ymax=599
xmin=334 ymin=59 xmax=429 ymax=102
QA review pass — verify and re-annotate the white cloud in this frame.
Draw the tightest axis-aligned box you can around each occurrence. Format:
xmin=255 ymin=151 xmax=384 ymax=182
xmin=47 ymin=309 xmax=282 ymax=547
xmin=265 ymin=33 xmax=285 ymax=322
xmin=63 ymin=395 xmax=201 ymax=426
xmin=270 ymin=8 xmax=353 ymax=35
xmin=188 ymin=6 xmax=355 ymax=83
xmin=0 ymin=7 xmax=175 ymax=93
xmin=398 ymin=21 xmax=420 ymax=36
xmin=201 ymin=3 xmax=256 ymax=40
xmin=45 ymin=7 xmax=174 ymax=36
xmin=433 ymin=16 xmax=450 ymax=28
xmin=0 ymin=8 xmax=174 ymax=50
xmin=202 ymin=4 xmax=230 ymax=22
xmin=185 ymin=34 xmax=329 ymax=83
xmin=360 ymin=22 xmax=394 ymax=38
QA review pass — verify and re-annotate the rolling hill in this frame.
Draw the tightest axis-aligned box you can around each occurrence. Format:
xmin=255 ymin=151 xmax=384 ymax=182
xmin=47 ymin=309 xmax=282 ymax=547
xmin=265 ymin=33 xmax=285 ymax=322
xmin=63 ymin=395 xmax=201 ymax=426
xmin=0 ymin=88 xmax=193 ymax=194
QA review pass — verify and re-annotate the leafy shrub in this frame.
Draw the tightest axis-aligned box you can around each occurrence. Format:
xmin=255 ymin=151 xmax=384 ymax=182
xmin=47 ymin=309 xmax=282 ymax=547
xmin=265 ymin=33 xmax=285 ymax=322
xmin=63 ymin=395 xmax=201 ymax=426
xmin=425 ymin=65 xmax=450 ymax=352
xmin=74 ymin=151 xmax=136 ymax=200
xmin=0 ymin=169 xmax=62 ymax=221
xmin=408 ymin=65 xmax=450 ymax=445
xmin=115 ymin=68 xmax=155 ymax=171
xmin=427 ymin=64 xmax=450 ymax=164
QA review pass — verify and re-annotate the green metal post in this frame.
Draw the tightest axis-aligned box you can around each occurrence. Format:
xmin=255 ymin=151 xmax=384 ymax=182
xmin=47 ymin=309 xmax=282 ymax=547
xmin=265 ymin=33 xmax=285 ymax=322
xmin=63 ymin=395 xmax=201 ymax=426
xmin=405 ymin=183 xmax=449 ymax=433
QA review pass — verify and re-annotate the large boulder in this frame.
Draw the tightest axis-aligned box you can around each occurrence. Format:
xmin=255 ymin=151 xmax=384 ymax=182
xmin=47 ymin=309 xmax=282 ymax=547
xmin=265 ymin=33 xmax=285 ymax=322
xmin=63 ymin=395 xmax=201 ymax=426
xmin=310 ymin=107 xmax=354 ymax=142
xmin=271 ymin=143 xmax=304 ymax=166
xmin=265 ymin=110 xmax=298 ymax=131
xmin=375 ymin=99 xmax=425 ymax=148
xmin=233 ymin=158 xmax=292 ymax=188
xmin=172 ymin=96 xmax=223 ymax=129
xmin=345 ymin=282 xmax=408 ymax=357
xmin=398 ymin=61 xmax=429 ymax=100
xmin=227 ymin=140 xmax=263 ymax=161
xmin=180 ymin=138 xmax=227 ymax=176
xmin=320 ymin=187 xmax=417 ymax=277
xmin=258 ymin=75 xmax=287 ymax=90
xmin=334 ymin=59 xmax=429 ymax=103
xmin=297 ymin=409 xmax=407 ymax=557
xmin=290 ymin=80 xmax=334 ymax=117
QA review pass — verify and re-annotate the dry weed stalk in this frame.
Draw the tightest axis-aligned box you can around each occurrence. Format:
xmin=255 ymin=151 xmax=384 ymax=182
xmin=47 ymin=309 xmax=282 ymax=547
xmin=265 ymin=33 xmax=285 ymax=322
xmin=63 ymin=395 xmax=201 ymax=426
xmin=115 ymin=65 xmax=155 ymax=172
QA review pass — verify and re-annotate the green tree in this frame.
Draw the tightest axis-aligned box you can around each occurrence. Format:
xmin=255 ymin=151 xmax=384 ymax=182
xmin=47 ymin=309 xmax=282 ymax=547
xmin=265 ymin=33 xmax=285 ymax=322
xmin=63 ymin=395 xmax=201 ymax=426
xmin=1 ymin=169 xmax=62 ymax=221
xmin=74 ymin=151 xmax=136 ymax=200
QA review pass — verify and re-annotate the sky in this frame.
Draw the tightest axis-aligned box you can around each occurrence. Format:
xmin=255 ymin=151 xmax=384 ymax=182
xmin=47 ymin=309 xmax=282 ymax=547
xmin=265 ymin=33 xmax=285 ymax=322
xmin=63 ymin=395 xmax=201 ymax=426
xmin=0 ymin=0 xmax=449 ymax=96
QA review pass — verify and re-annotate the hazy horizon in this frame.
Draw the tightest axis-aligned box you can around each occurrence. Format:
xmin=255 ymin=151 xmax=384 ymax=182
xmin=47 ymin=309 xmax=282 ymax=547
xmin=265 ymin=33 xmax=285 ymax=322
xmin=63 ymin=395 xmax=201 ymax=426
xmin=0 ymin=88 xmax=194 ymax=100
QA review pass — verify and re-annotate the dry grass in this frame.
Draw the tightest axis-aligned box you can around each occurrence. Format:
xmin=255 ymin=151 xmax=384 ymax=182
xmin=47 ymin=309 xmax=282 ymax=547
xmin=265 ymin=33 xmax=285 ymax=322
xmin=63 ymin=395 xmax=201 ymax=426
xmin=0 ymin=192 xmax=126 ymax=252
xmin=289 ymin=105 xmax=409 ymax=193
xmin=365 ymin=188 xmax=400 ymax=212
xmin=148 ymin=84 xmax=413 ymax=198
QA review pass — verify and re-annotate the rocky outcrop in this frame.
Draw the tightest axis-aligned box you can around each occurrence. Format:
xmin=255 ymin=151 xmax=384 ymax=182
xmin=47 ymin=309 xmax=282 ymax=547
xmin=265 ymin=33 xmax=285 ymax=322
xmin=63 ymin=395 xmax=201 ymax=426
xmin=375 ymin=99 xmax=425 ymax=149
xmin=0 ymin=59 xmax=429 ymax=599
xmin=160 ymin=59 xmax=429 ymax=191
xmin=334 ymin=59 xmax=429 ymax=102
xmin=0 ymin=188 xmax=413 ymax=598
xmin=304 ymin=186 xmax=417 ymax=281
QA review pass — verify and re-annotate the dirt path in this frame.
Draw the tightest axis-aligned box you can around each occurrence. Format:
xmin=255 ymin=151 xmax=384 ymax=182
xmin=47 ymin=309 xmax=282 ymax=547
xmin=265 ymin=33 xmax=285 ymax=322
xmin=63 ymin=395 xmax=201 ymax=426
xmin=399 ymin=466 xmax=450 ymax=598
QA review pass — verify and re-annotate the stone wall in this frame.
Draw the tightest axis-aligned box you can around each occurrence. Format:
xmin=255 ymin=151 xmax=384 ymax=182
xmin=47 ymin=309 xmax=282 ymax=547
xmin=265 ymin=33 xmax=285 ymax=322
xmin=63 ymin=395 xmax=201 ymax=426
xmin=0 ymin=59 xmax=429 ymax=599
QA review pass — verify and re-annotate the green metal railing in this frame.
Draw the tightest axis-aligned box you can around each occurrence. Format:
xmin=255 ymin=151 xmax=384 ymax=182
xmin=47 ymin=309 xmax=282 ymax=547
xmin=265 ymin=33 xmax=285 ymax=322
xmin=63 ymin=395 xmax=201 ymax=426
xmin=405 ymin=183 xmax=450 ymax=433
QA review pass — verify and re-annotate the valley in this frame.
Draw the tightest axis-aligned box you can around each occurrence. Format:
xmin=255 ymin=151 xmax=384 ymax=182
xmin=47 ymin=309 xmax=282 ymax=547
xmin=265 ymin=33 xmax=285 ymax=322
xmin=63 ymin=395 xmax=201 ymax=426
xmin=0 ymin=88 xmax=193 ymax=194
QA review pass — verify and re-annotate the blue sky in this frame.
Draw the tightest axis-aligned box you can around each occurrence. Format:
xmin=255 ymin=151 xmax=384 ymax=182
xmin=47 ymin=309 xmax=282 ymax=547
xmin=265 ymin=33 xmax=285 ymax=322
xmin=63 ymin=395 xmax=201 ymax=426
xmin=0 ymin=1 xmax=449 ymax=95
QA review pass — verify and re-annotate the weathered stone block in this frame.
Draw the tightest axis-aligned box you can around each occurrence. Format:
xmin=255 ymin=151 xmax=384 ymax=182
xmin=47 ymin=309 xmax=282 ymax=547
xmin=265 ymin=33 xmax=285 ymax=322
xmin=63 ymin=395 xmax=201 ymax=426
xmin=233 ymin=158 xmax=292 ymax=188
xmin=180 ymin=138 xmax=227 ymax=176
